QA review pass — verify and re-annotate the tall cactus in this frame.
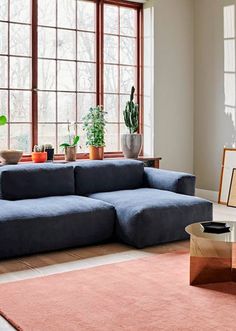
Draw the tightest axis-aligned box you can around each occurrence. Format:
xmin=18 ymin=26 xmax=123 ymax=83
xmin=123 ymin=86 xmax=139 ymax=134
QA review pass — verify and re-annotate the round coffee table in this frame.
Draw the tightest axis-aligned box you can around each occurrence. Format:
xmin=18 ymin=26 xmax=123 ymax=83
xmin=185 ymin=221 xmax=236 ymax=285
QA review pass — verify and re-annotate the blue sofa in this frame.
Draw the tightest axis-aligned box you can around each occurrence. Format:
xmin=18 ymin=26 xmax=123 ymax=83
xmin=0 ymin=160 xmax=212 ymax=259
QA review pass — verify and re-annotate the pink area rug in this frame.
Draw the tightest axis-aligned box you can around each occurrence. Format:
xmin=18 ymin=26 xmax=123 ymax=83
xmin=0 ymin=252 xmax=236 ymax=331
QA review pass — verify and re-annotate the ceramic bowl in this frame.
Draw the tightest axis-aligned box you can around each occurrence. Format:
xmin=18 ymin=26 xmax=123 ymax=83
xmin=0 ymin=150 xmax=23 ymax=165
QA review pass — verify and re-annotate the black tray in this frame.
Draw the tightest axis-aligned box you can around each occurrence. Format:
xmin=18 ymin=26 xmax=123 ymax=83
xmin=200 ymin=222 xmax=231 ymax=234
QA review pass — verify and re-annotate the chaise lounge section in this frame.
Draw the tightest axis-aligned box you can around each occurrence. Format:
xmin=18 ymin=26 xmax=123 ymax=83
xmin=75 ymin=161 xmax=213 ymax=248
xmin=0 ymin=160 xmax=212 ymax=259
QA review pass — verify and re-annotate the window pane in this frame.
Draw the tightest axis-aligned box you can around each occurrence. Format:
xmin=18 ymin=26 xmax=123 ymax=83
xmin=120 ymin=94 xmax=130 ymax=117
xmin=77 ymin=93 xmax=96 ymax=121
xmin=77 ymin=32 xmax=95 ymax=62
xmin=225 ymin=73 xmax=235 ymax=106
xmin=104 ymin=64 xmax=118 ymax=93
xmin=10 ymin=24 xmax=30 ymax=56
xmin=120 ymin=8 xmax=136 ymax=37
xmin=224 ymin=6 xmax=235 ymax=39
xmin=104 ymin=35 xmax=118 ymax=64
xmin=38 ymin=59 xmax=56 ymax=90
xmin=38 ymin=27 xmax=56 ymax=58
xmin=120 ymin=37 xmax=136 ymax=65
xmin=104 ymin=94 xmax=118 ymax=122
xmin=0 ymin=0 xmax=8 ymax=21
xmin=58 ymin=30 xmax=76 ymax=60
xmin=0 ymin=90 xmax=8 ymax=116
xmin=58 ymin=0 xmax=76 ymax=29
xmin=77 ymin=62 xmax=96 ymax=92
xmin=58 ymin=61 xmax=76 ymax=91
xmin=77 ymin=123 xmax=86 ymax=152
xmin=77 ymin=1 xmax=95 ymax=32
xmin=0 ymin=125 xmax=8 ymax=150
xmin=38 ymin=92 xmax=56 ymax=122
xmin=10 ymin=91 xmax=31 ymax=122
xmin=38 ymin=123 xmax=56 ymax=147
xmin=10 ymin=0 xmax=31 ymax=24
xmin=38 ymin=0 xmax=56 ymax=27
xmin=0 ymin=22 xmax=8 ymax=54
xmin=225 ymin=106 xmax=236 ymax=128
xmin=224 ymin=40 xmax=235 ymax=72
xmin=104 ymin=5 xmax=118 ymax=35
xmin=0 ymin=56 xmax=8 ymax=88
xmin=57 ymin=92 xmax=76 ymax=122
xmin=10 ymin=124 xmax=31 ymax=153
xmin=58 ymin=123 xmax=72 ymax=151
xmin=105 ymin=124 xmax=119 ymax=152
xmin=10 ymin=57 xmax=31 ymax=89
xmin=120 ymin=66 xmax=136 ymax=94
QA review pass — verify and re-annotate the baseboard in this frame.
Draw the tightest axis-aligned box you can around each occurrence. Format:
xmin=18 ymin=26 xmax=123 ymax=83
xmin=195 ymin=188 xmax=218 ymax=202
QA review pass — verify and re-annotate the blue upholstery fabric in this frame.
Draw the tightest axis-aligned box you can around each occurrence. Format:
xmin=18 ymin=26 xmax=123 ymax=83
xmin=0 ymin=195 xmax=115 ymax=259
xmin=74 ymin=160 xmax=144 ymax=195
xmin=144 ymin=168 xmax=196 ymax=196
xmin=89 ymin=188 xmax=213 ymax=248
xmin=0 ymin=163 xmax=75 ymax=200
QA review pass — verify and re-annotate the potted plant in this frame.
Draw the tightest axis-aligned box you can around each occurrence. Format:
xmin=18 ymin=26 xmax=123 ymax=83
xmin=60 ymin=122 xmax=80 ymax=162
xmin=44 ymin=143 xmax=54 ymax=161
xmin=0 ymin=115 xmax=23 ymax=164
xmin=121 ymin=86 xmax=142 ymax=158
xmin=83 ymin=106 xmax=106 ymax=160
xmin=32 ymin=145 xmax=47 ymax=163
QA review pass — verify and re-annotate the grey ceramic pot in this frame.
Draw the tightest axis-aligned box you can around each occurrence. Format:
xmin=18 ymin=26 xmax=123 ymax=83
xmin=121 ymin=134 xmax=142 ymax=159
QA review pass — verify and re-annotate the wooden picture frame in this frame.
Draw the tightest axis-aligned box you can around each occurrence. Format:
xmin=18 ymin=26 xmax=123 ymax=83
xmin=218 ymin=148 xmax=236 ymax=204
xmin=227 ymin=168 xmax=236 ymax=207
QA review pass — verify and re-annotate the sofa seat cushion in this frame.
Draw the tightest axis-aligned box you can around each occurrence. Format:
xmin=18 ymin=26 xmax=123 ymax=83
xmin=0 ymin=196 xmax=115 ymax=259
xmin=88 ymin=188 xmax=213 ymax=248
xmin=0 ymin=163 xmax=75 ymax=200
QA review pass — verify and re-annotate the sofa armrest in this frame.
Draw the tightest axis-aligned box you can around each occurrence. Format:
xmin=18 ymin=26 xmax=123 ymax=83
xmin=144 ymin=168 xmax=196 ymax=196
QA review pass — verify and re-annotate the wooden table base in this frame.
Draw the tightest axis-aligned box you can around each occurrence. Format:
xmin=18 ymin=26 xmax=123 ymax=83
xmin=190 ymin=236 xmax=236 ymax=285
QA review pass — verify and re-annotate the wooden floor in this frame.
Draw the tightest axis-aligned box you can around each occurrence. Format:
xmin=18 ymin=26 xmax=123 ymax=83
xmin=0 ymin=203 xmax=235 ymax=330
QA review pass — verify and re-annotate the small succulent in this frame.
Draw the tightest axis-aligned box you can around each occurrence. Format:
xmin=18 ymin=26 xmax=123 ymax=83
xmin=123 ymin=86 xmax=139 ymax=134
xmin=44 ymin=143 xmax=53 ymax=150
xmin=33 ymin=145 xmax=45 ymax=152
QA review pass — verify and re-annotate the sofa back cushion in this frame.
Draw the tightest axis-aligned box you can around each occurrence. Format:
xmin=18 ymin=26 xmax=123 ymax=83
xmin=74 ymin=160 xmax=144 ymax=195
xmin=0 ymin=164 xmax=75 ymax=200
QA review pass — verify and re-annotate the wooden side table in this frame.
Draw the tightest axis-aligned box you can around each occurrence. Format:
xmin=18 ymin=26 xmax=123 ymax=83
xmin=136 ymin=156 xmax=162 ymax=168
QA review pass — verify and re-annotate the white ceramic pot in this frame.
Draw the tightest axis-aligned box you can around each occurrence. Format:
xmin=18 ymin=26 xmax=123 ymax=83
xmin=121 ymin=134 xmax=142 ymax=159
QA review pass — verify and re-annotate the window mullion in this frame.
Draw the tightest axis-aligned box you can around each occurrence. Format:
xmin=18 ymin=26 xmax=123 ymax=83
xmin=32 ymin=0 xmax=38 ymax=149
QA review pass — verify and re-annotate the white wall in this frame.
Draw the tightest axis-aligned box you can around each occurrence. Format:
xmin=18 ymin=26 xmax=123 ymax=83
xmin=194 ymin=0 xmax=236 ymax=194
xmin=144 ymin=0 xmax=194 ymax=173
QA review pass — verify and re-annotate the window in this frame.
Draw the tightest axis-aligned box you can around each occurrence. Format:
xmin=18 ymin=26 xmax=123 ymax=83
xmin=104 ymin=4 xmax=138 ymax=152
xmin=224 ymin=5 xmax=236 ymax=127
xmin=0 ymin=0 xmax=143 ymax=156
xmin=0 ymin=0 xmax=32 ymax=153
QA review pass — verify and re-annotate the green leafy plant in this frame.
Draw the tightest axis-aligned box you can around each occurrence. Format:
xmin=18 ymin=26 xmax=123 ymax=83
xmin=0 ymin=115 xmax=7 ymax=126
xmin=60 ymin=122 xmax=80 ymax=149
xmin=123 ymin=86 xmax=139 ymax=134
xmin=83 ymin=106 xmax=106 ymax=147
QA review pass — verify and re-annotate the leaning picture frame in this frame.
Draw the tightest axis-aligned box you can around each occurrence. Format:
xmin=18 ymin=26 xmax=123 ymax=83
xmin=218 ymin=148 xmax=236 ymax=204
xmin=227 ymin=168 xmax=236 ymax=207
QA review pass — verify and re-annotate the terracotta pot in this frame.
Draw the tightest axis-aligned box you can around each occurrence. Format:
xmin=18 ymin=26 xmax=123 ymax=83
xmin=89 ymin=146 xmax=104 ymax=160
xmin=0 ymin=150 xmax=23 ymax=164
xmin=65 ymin=146 xmax=77 ymax=162
xmin=32 ymin=152 xmax=47 ymax=163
